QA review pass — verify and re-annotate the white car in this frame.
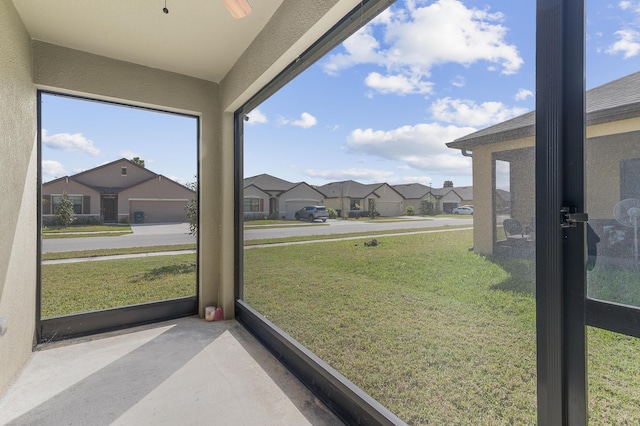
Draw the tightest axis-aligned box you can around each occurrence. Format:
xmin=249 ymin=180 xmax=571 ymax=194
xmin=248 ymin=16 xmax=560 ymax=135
xmin=452 ymin=206 xmax=473 ymax=215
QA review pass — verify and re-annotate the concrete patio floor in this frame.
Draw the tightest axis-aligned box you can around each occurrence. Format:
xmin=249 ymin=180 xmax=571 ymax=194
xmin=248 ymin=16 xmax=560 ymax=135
xmin=0 ymin=317 xmax=342 ymax=425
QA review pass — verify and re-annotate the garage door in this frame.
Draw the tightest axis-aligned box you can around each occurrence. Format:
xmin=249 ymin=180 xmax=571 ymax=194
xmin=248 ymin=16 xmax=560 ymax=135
xmin=129 ymin=200 xmax=189 ymax=223
xmin=375 ymin=201 xmax=403 ymax=217
xmin=285 ymin=200 xmax=320 ymax=220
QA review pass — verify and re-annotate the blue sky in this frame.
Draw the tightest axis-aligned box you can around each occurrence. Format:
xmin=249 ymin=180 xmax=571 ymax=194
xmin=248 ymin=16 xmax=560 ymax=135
xmin=42 ymin=0 xmax=640 ymax=188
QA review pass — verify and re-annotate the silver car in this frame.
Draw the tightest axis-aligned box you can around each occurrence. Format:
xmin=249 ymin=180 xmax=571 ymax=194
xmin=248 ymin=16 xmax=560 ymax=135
xmin=295 ymin=205 xmax=329 ymax=222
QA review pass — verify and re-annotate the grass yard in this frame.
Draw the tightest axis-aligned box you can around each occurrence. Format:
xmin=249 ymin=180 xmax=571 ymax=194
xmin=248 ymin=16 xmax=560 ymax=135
xmin=243 ymin=230 xmax=640 ymax=424
xmin=41 ymin=253 xmax=196 ymax=318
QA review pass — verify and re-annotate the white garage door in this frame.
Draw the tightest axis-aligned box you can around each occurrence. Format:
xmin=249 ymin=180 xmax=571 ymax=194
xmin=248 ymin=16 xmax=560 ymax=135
xmin=129 ymin=200 xmax=189 ymax=223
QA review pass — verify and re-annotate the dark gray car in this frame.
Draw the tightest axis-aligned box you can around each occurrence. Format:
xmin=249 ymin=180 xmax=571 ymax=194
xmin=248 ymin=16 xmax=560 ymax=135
xmin=294 ymin=205 xmax=329 ymax=222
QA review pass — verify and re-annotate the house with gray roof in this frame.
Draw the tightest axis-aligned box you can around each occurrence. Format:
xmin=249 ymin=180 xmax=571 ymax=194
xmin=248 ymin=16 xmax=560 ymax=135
xmin=319 ymin=180 xmax=404 ymax=217
xmin=243 ymin=174 xmax=325 ymax=219
xmin=42 ymin=158 xmax=195 ymax=224
xmin=447 ymin=71 xmax=640 ymax=255
xmin=392 ymin=183 xmax=474 ymax=213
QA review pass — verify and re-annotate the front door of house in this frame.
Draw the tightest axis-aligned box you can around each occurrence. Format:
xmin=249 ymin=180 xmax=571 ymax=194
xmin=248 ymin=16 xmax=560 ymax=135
xmin=101 ymin=195 xmax=118 ymax=223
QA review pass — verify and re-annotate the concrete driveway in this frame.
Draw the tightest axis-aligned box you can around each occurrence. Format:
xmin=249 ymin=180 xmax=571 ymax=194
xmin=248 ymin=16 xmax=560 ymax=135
xmin=130 ymin=223 xmax=190 ymax=235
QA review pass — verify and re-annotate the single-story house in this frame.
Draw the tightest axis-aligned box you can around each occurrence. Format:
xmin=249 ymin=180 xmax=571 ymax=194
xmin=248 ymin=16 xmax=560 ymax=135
xmin=447 ymin=71 xmax=640 ymax=255
xmin=319 ymin=180 xmax=404 ymax=217
xmin=42 ymin=158 xmax=195 ymax=224
xmin=393 ymin=183 xmax=477 ymax=214
xmin=243 ymin=173 xmax=325 ymax=219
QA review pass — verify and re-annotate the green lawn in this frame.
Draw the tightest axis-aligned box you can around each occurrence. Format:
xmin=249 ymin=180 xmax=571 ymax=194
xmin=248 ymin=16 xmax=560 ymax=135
xmin=41 ymin=253 xmax=196 ymax=317
xmin=243 ymin=230 xmax=640 ymax=424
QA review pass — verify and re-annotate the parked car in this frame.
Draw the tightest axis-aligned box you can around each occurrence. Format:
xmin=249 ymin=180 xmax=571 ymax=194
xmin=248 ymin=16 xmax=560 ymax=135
xmin=452 ymin=206 xmax=473 ymax=215
xmin=295 ymin=205 xmax=329 ymax=222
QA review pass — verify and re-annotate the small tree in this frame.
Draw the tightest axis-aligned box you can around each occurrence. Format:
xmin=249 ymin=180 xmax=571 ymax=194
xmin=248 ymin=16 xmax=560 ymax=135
xmin=55 ymin=192 xmax=75 ymax=228
xmin=368 ymin=199 xmax=379 ymax=219
xmin=132 ymin=157 xmax=145 ymax=167
xmin=404 ymin=205 xmax=415 ymax=216
xmin=443 ymin=180 xmax=454 ymax=188
xmin=185 ymin=178 xmax=198 ymax=236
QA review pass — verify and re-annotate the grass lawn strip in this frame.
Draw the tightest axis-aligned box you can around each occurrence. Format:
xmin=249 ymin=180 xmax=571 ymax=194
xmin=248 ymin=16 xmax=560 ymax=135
xmin=42 ymin=244 xmax=196 ymax=260
xmin=43 ymin=232 xmax=132 ymax=239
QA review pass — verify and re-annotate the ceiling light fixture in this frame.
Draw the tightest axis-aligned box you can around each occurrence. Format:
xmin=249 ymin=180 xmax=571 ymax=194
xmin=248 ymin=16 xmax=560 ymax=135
xmin=222 ymin=0 xmax=252 ymax=18
xmin=162 ymin=0 xmax=169 ymax=14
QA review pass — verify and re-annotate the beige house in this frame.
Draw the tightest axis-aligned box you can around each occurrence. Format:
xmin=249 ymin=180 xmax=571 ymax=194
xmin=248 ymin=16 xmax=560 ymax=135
xmin=43 ymin=158 xmax=195 ymax=223
xmin=319 ymin=180 xmax=404 ymax=217
xmin=393 ymin=183 xmax=476 ymax=214
xmin=447 ymin=71 xmax=640 ymax=255
xmin=243 ymin=174 xmax=325 ymax=219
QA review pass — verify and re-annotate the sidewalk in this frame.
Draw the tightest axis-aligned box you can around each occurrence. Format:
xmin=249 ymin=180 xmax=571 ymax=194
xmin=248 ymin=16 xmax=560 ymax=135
xmin=43 ymin=227 xmax=472 ymax=265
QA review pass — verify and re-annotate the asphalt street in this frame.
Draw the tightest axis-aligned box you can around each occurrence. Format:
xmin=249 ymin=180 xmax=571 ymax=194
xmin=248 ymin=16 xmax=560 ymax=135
xmin=42 ymin=217 xmax=473 ymax=253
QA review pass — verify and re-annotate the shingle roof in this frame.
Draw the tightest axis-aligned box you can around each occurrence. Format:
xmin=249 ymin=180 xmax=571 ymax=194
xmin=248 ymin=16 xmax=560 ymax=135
xmin=318 ymin=180 xmax=385 ymax=198
xmin=243 ymin=174 xmax=297 ymax=192
xmin=452 ymin=186 xmax=473 ymax=200
xmin=392 ymin=183 xmax=430 ymax=199
xmin=448 ymin=71 xmax=640 ymax=149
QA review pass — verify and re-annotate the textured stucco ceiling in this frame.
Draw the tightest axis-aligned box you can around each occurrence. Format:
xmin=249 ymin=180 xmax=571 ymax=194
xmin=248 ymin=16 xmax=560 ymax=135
xmin=12 ymin=0 xmax=285 ymax=82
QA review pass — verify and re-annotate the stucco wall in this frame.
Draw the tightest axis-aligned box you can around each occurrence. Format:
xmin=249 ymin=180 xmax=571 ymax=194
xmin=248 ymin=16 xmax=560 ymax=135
xmin=32 ymin=41 xmax=222 ymax=316
xmin=0 ymin=0 xmax=37 ymax=398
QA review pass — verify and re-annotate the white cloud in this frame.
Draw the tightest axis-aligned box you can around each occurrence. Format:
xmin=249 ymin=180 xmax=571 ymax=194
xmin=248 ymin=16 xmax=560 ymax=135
xmin=451 ymin=76 xmax=466 ymax=88
xmin=42 ymin=160 xmax=66 ymax=181
xmin=322 ymin=0 xmax=523 ymax=95
xmin=304 ymin=168 xmax=395 ymax=182
xmin=246 ymin=109 xmax=268 ymax=124
xmin=515 ymin=88 xmax=534 ymax=101
xmin=364 ymin=72 xmax=434 ymax=96
xmin=430 ymin=97 xmax=528 ymax=127
xmin=346 ymin=122 xmax=475 ymax=174
xmin=119 ymin=150 xmax=140 ymax=160
xmin=607 ymin=29 xmax=640 ymax=58
xmin=42 ymin=129 xmax=101 ymax=156
xmin=291 ymin=112 xmax=317 ymax=128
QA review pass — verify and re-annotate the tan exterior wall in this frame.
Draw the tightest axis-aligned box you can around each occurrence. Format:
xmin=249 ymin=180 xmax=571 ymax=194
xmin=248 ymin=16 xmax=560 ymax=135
xmin=0 ymin=1 xmax=37 ymax=398
xmin=42 ymin=180 xmax=101 ymax=215
xmin=75 ymin=161 xmax=154 ymax=189
xmin=243 ymin=186 xmax=269 ymax=215
xmin=472 ymin=137 xmax=534 ymax=255
xmin=370 ymin=184 xmax=404 ymax=216
xmin=119 ymin=176 xmax=194 ymax=222
xmin=586 ymin=131 xmax=640 ymax=219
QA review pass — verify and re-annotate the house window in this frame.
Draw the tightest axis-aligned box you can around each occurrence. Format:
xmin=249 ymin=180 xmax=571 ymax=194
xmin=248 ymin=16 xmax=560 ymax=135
xmin=51 ymin=194 xmax=82 ymax=215
xmin=244 ymin=197 xmax=260 ymax=212
xmin=620 ymin=158 xmax=640 ymax=200
xmin=350 ymin=199 xmax=362 ymax=210
xmin=121 ymin=167 xmax=127 ymax=176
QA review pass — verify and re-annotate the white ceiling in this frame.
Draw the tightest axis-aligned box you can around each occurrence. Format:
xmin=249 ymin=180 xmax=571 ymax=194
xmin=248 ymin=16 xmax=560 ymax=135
xmin=12 ymin=0 xmax=285 ymax=83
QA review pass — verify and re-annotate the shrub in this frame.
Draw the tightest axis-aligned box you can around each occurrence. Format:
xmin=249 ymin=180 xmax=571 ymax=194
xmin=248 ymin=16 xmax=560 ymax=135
xmin=327 ymin=208 xmax=338 ymax=219
xmin=404 ymin=206 xmax=415 ymax=216
xmin=55 ymin=192 xmax=75 ymax=228
xmin=73 ymin=215 xmax=104 ymax=226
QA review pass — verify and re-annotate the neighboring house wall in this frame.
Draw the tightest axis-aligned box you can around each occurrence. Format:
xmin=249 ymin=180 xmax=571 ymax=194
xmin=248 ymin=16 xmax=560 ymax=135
xmin=119 ymin=176 xmax=195 ymax=223
xmin=243 ymin=185 xmax=269 ymax=216
xmin=42 ymin=179 xmax=101 ymax=215
xmin=369 ymin=184 xmax=404 ymax=216
xmin=73 ymin=159 xmax=155 ymax=189
xmin=439 ymin=190 xmax=462 ymax=212
xmin=280 ymin=183 xmax=324 ymax=220
xmin=0 ymin=0 xmax=37 ymax=398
